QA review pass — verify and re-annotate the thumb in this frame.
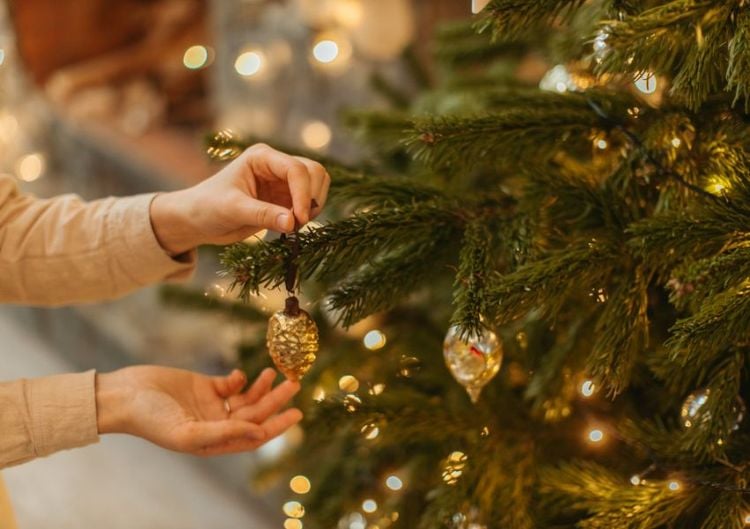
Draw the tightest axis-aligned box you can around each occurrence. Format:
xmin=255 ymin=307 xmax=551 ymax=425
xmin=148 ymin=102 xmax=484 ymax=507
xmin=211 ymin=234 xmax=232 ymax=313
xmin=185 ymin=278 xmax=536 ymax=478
xmin=238 ymin=197 xmax=294 ymax=233
xmin=187 ymin=420 xmax=265 ymax=450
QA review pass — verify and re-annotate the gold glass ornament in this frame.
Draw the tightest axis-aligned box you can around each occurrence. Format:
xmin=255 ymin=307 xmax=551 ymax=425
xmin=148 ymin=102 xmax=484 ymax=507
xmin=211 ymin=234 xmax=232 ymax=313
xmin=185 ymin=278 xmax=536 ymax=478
xmin=680 ymin=388 xmax=745 ymax=432
xmin=207 ymin=129 xmax=243 ymax=161
xmin=443 ymin=325 xmax=503 ymax=403
xmin=267 ymin=296 xmax=319 ymax=381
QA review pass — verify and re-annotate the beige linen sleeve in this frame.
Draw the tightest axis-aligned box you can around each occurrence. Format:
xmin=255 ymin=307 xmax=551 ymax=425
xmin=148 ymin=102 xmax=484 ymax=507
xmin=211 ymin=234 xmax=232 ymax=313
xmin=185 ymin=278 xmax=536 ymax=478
xmin=0 ymin=175 xmax=196 ymax=468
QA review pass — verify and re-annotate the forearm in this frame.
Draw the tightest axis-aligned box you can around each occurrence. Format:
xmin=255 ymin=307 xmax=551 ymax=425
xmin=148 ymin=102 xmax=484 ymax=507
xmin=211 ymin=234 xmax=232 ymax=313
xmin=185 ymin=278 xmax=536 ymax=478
xmin=0 ymin=372 xmax=99 ymax=469
xmin=0 ymin=176 xmax=195 ymax=305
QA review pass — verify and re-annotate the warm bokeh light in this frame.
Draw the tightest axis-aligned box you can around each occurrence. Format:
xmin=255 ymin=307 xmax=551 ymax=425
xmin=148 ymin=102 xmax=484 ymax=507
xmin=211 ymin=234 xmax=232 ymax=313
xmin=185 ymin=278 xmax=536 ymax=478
xmin=362 ymin=499 xmax=378 ymax=513
xmin=312 ymin=385 xmax=326 ymax=402
xmin=284 ymin=519 xmax=303 ymax=529
xmin=338 ymin=375 xmax=360 ymax=393
xmin=235 ymin=50 xmax=265 ymax=77
xmin=743 ymin=513 xmax=750 ymax=525
xmin=290 ymin=475 xmax=311 ymax=494
xmin=668 ymin=480 xmax=681 ymax=492
xmin=283 ymin=500 xmax=305 ymax=518
xmin=301 ymin=120 xmax=332 ymax=150
xmin=580 ymin=380 xmax=596 ymax=398
xmin=385 ymin=475 xmax=403 ymax=491
xmin=361 ymin=421 xmax=380 ymax=440
xmin=671 ymin=137 xmax=682 ymax=148
xmin=363 ymin=329 xmax=387 ymax=350
xmin=183 ymin=45 xmax=209 ymax=69
xmin=332 ymin=0 xmax=363 ymax=28
xmin=16 ymin=153 xmax=45 ymax=182
xmin=595 ymin=138 xmax=608 ymax=150
xmin=312 ymin=40 xmax=339 ymax=63
xmin=630 ymin=475 xmax=641 ymax=486
xmin=203 ymin=283 xmax=226 ymax=298
xmin=634 ymin=71 xmax=657 ymax=94
xmin=587 ymin=428 xmax=604 ymax=443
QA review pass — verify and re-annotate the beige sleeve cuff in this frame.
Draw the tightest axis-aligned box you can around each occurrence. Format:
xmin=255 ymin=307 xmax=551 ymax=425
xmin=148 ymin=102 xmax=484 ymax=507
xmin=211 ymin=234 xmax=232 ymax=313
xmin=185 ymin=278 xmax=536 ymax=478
xmin=0 ymin=371 xmax=99 ymax=469
xmin=106 ymin=193 xmax=196 ymax=287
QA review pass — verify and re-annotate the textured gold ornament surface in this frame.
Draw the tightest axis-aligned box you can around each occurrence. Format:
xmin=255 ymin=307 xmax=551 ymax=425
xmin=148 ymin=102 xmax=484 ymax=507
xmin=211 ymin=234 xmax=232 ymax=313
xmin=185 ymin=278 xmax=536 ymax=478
xmin=267 ymin=302 xmax=319 ymax=381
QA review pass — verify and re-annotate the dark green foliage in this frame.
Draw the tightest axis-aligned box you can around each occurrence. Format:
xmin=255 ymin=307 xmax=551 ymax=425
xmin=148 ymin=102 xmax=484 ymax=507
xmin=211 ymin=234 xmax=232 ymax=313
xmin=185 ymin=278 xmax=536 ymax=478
xmin=206 ymin=1 xmax=750 ymax=528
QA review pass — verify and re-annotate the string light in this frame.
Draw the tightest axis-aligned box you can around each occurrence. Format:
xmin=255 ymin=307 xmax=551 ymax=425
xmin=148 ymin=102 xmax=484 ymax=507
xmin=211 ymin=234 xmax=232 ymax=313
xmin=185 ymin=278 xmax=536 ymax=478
xmin=301 ymin=120 xmax=332 ymax=150
xmin=283 ymin=501 xmax=305 ymax=518
xmin=743 ymin=513 xmax=750 ymax=525
xmin=630 ymin=475 xmax=642 ymax=486
xmin=312 ymin=385 xmax=326 ymax=402
xmin=312 ymin=40 xmax=340 ymax=64
xmin=290 ymin=475 xmax=311 ymax=494
xmin=183 ymin=45 xmax=210 ymax=69
xmin=363 ymin=330 xmax=387 ymax=350
xmin=634 ymin=71 xmax=657 ymax=94
xmin=671 ymin=137 xmax=682 ymax=148
xmin=234 ymin=50 xmax=265 ymax=77
xmin=284 ymin=519 xmax=303 ymax=529
xmin=587 ymin=428 xmax=604 ymax=443
xmin=339 ymin=375 xmax=360 ymax=392
xmin=362 ymin=499 xmax=378 ymax=513
xmin=595 ymin=138 xmax=608 ymax=150
xmin=667 ymin=480 xmax=682 ymax=492
xmin=580 ymin=380 xmax=596 ymax=398
xmin=385 ymin=475 xmax=403 ymax=491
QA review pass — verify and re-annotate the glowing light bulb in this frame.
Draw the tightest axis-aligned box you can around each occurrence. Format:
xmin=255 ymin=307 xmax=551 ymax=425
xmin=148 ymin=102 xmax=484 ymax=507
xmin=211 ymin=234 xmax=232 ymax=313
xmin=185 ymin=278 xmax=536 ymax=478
xmin=290 ymin=475 xmax=311 ymax=494
xmin=595 ymin=139 xmax=608 ymax=150
xmin=743 ymin=513 xmax=750 ymax=525
xmin=671 ymin=137 xmax=682 ymax=148
xmin=580 ymin=380 xmax=596 ymax=398
xmin=283 ymin=501 xmax=305 ymax=518
xmin=235 ymin=50 xmax=264 ymax=77
xmin=362 ymin=499 xmax=378 ymax=513
xmin=385 ymin=475 xmax=403 ymax=491
xmin=313 ymin=40 xmax=339 ymax=63
xmin=16 ymin=153 xmax=45 ymax=182
xmin=338 ymin=375 xmax=360 ymax=392
xmin=301 ymin=120 xmax=332 ymax=150
xmin=312 ymin=386 xmax=326 ymax=402
xmin=183 ymin=45 xmax=209 ymax=69
xmin=587 ymin=428 xmax=604 ymax=443
xmin=630 ymin=475 xmax=641 ymax=486
xmin=363 ymin=330 xmax=386 ymax=350
xmin=634 ymin=71 xmax=657 ymax=94
xmin=668 ymin=480 xmax=681 ymax=491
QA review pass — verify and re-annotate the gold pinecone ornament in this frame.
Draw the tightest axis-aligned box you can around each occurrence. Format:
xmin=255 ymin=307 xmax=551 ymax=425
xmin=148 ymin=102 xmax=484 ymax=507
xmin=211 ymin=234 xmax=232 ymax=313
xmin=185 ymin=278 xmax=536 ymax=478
xmin=267 ymin=296 xmax=319 ymax=382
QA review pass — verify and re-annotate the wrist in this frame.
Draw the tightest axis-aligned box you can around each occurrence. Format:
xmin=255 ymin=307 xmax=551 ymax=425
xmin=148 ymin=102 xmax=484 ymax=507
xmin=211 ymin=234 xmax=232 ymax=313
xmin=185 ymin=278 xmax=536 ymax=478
xmin=95 ymin=370 xmax=133 ymax=435
xmin=150 ymin=190 xmax=200 ymax=255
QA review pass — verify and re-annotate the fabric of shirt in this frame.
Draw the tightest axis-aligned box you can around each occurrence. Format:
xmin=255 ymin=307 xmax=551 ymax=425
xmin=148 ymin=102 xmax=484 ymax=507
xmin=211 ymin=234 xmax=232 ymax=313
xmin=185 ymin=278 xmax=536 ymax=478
xmin=0 ymin=175 xmax=196 ymax=525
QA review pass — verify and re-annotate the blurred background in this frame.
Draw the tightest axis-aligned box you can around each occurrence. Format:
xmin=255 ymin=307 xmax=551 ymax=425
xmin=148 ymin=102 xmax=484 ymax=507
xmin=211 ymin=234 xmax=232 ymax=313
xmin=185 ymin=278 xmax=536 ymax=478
xmin=0 ymin=1 xmax=475 ymax=528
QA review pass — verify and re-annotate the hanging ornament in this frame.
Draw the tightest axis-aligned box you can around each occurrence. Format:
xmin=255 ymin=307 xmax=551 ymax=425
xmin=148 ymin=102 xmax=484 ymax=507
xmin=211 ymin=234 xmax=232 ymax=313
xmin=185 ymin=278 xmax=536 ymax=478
xmin=206 ymin=129 xmax=243 ymax=161
xmin=267 ymin=208 xmax=320 ymax=381
xmin=680 ymin=388 xmax=746 ymax=432
xmin=443 ymin=325 xmax=503 ymax=403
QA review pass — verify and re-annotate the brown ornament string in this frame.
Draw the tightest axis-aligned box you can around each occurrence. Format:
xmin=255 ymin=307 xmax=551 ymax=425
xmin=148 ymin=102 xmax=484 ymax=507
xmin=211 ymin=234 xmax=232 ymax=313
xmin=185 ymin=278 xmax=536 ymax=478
xmin=279 ymin=199 xmax=318 ymax=317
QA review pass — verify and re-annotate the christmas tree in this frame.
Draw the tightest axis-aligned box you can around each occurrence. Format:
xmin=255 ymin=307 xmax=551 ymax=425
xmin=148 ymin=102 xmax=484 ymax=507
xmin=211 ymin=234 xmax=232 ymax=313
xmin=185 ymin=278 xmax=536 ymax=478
xmin=200 ymin=1 xmax=750 ymax=527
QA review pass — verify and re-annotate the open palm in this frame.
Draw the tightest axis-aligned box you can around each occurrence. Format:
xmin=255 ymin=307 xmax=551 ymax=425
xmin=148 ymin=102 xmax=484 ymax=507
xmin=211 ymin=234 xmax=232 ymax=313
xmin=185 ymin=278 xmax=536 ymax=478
xmin=101 ymin=366 xmax=302 ymax=456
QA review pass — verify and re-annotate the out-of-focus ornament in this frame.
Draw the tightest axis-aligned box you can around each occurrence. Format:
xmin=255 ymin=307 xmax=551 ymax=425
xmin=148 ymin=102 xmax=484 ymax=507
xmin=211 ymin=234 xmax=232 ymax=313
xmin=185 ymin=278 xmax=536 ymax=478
xmin=398 ymin=355 xmax=421 ymax=377
xmin=592 ymin=28 xmax=610 ymax=63
xmin=443 ymin=325 xmax=503 ymax=403
xmin=680 ymin=389 xmax=745 ymax=432
xmin=442 ymin=451 xmax=468 ymax=485
xmin=343 ymin=393 xmax=362 ymax=412
xmin=539 ymin=65 xmax=578 ymax=93
xmin=267 ymin=223 xmax=320 ymax=381
xmin=350 ymin=0 xmax=414 ymax=61
xmin=207 ymin=129 xmax=243 ymax=161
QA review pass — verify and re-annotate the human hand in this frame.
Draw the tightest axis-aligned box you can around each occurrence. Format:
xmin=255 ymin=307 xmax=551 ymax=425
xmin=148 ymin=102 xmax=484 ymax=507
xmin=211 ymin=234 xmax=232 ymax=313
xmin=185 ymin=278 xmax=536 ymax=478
xmin=96 ymin=366 xmax=302 ymax=456
xmin=150 ymin=144 xmax=331 ymax=255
